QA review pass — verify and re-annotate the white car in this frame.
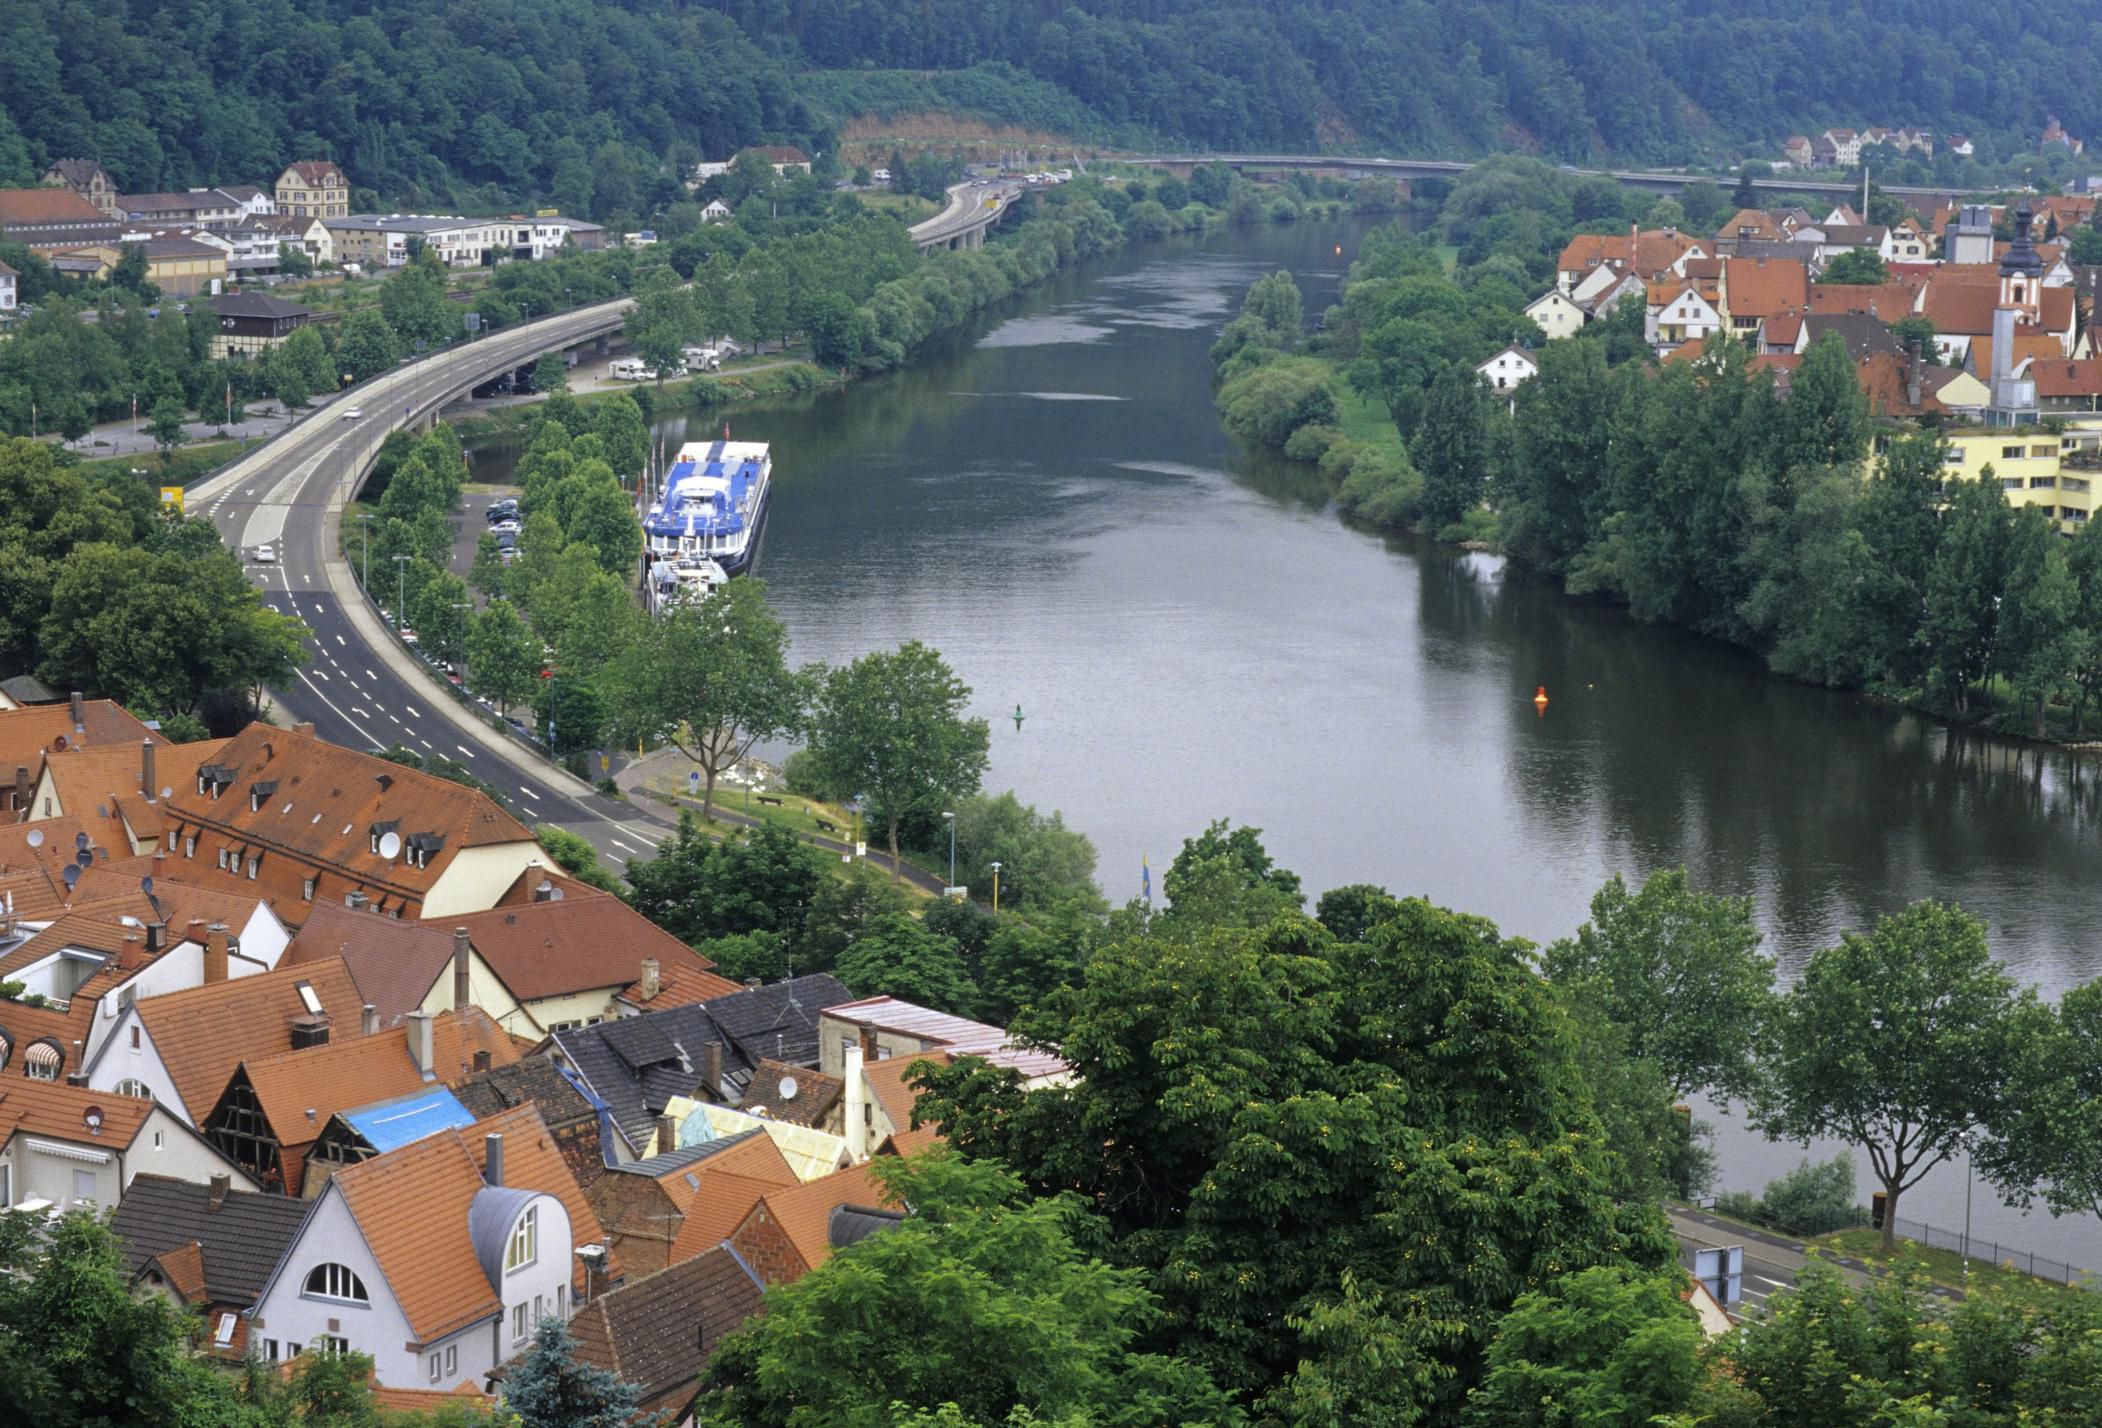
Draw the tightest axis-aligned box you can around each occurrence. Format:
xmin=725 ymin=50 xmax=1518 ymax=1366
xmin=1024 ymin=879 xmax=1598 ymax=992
xmin=341 ymin=406 xmax=363 ymax=420
xmin=253 ymin=544 xmax=277 ymax=564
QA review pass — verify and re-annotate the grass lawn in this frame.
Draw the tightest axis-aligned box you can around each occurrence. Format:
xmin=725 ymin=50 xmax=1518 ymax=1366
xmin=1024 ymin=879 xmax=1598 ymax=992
xmin=634 ymin=770 xmax=937 ymax=895
xmin=1812 ymin=1227 xmax=2095 ymax=1300
xmin=857 ymin=190 xmax=941 ymax=224
xmin=1331 ymin=380 xmax=1408 ymax=461
xmin=76 ymin=439 xmax=247 ymax=490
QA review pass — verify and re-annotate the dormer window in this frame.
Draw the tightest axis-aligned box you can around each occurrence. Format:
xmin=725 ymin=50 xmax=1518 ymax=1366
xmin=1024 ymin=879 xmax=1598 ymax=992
xmin=184 ymin=835 xmax=196 ymax=859
xmin=23 ymin=1040 xmax=61 ymax=1080
xmin=369 ymin=821 xmax=399 ymax=856
xmin=248 ymin=780 xmax=278 ymax=812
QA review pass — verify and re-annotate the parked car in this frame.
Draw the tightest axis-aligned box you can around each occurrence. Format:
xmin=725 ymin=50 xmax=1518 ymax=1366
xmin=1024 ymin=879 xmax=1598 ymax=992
xmin=399 ymin=627 xmax=418 ymax=646
xmin=490 ymin=518 xmax=521 ymax=536
xmin=252 ymin=544 xmax=277 ymax=564
xmin=342 ymin=406 xmax=363 ymax=420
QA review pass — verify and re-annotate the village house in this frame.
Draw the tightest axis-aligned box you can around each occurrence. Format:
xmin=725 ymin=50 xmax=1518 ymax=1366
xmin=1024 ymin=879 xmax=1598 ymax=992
xmin=244 ymin=1116 xmax=577 ymax=1385
xmin=1646 ymin=281 xmax=1725 ymax=353
xmin=1476 ymin=345 xmax=1541 ymax=398
xmin=1781 ymin=136 xmax=1814 ymax=168
xmin=1719 ymin=255 xmax=1811 ymax=345
xmin=115 ymin=189 xmax=247 ymax=227
xmin=205 ymin=292 xmax=315 ymax=359
xmin=0 ymin=258 xmax=16 ymax=313
xmin=721 ymin=1156 xmax=902 ymax=1288
xmin=0 ymin=187 xmax=119 ymax=246
xmin=281 ymin=903 xmax=527 ymax=1033
xmin=586 ymin=1125 xmax=797 ymax=1276
xmin=113 ymin=1172 xmax=315 ymax=1362
xmin=0 ymin=1072 xmax=256 ymax=1214
xmin=1522 ymin=288 xmax=1586 ymax=340
xmin=275 ymin=161 xmax=350 ymax=219
xmin=1821 ymin=128 xmax=1863 ymax=167
xmin=567 ymin=1246 xmax=768 ymax=1422
xmin=1554 ymin=228 xmax=1706 ymax=294
xmin=53 ymin=235 xmax=228 ymax=297
xmin=41 ymin=159 xmax=120 ymax=217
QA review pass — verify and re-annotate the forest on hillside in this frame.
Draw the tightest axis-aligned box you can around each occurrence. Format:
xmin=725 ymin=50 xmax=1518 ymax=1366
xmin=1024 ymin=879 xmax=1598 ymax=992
xmin=5 ymin=0 xmax=2102 ymax=210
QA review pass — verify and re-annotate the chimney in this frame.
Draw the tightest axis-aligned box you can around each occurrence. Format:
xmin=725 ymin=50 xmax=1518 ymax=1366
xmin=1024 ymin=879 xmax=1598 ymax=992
xmin=120 ymin=932 xmax=141 ymax=968
xmin=69 ymin=691 xmax=83 ymax=730
xmin=203 ymin=923 xmax=228 ymax=985
xmin=452 ymin=928 xmax=471 ymax=1010
xmin=407 ymin=1010 xmax=435 ymax=1076
xmin=703 ymin=1040 xmax=723 ymax=1096
xmin=483 ymin=1133 xmax=504 ymax=1187
xmin=1907 ymin=341 xmax=1923 ymax=408
xmin=12 ymin=765 xmax=27 ymax=812
xmin=843 ymin=1044 xmax=868 ymax=1162
xmin=1993 ymin=304 xmax=2017 ymax=387
xmin=289 ymin=1013 xmax=331 ymax=1050
xmin=361 ymin=1003 xmax=379 ymax=1036
xmin=639 ymin=958 xmax=660 ymax=1001
xmin=144 ymin=921 xmax=161 ymax=954
xmin=472 ymin=1049 xmax=491 ymax=1073
xmin=346 ymin=890 xmax=367 ymax=911
xmin=152 ymin=852 xmax=164 ymax=882
xmin=293 ymin=721 xmax=315 ymax=738
xmin=655 ymin=1114 xmax=678 ymax=1155
xmin=859 ymin=1024 xmax=878 ymax=1060
xmin=141 ymin=739 xmax=155 ymax=799
xmin=207 ymin=1173 xmax=231 ymax=1212
xmin=532 ymin=879 xmax=555 ymax=903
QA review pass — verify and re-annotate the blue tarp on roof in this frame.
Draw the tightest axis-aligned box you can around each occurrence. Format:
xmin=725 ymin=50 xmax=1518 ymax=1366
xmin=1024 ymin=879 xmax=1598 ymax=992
xmin=342 ymin=1088 xmax=476 ymax=1152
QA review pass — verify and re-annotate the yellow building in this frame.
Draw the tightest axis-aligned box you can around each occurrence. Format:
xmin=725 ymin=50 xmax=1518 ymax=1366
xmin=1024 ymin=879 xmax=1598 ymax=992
xmin=54 ymin=237 xmax=229 ymax=297
xmin=274 ymin=160 xmax=349 ymax=219
xmin=1937 ymin=428 xmax=2096 ymax=532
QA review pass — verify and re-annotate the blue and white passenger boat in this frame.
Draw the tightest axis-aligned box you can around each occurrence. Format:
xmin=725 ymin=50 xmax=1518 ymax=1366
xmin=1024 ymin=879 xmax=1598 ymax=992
xmin=642 ymin=438 xmax=771 ymax=587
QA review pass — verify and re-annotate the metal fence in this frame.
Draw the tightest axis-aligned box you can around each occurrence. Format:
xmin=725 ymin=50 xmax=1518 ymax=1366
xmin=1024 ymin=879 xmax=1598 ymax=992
xmin=1887 ymin=1214 xmax=2096 ymax=1290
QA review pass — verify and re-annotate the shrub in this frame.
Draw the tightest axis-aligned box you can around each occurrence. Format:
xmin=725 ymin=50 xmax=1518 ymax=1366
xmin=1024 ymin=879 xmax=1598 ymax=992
xmin=1283 ymin=423 xmax=1341 ymax=463
xmin=1217 ymin=356 xmax=1338 ymax=450
xmin=1716 ymin=1155 xmax=1866 ymax=1236
xmin=1336 ymin=446 xmax=1424 ymax=529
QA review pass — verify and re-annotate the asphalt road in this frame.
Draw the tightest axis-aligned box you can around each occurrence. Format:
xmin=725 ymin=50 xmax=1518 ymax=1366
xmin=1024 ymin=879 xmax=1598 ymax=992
xmin=190 ymin=301 xmax=686 ymax=875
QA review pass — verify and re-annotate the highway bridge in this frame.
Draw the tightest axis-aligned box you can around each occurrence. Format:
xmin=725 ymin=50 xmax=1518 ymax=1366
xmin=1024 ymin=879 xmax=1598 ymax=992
xmin=188 ymin=299 xmax=684 ymax=873
xmin=1122 ymin=153 xmax=1971 ymax=205
xmin=908 ymin=178 xmax=1025 ymax=251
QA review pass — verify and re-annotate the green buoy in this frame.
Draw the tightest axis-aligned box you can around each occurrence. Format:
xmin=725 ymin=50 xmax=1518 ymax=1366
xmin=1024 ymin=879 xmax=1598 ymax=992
xmin=1013 ymin=703 xmax=1025 ymax=729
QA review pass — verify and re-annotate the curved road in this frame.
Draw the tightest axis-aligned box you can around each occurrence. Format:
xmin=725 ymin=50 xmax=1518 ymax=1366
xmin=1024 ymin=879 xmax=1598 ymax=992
xmin=191 ymin=302 xmax=683 ymax=872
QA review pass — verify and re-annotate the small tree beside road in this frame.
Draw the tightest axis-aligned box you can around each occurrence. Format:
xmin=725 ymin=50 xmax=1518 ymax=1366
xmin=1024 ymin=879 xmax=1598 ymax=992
xmin=1755 ymin=899 xmax=2025 ymax=1252
xmin=808 ymin=641 xmax=990 ymax=881
xmin=467 ymin=600 xmax=540 ymax=717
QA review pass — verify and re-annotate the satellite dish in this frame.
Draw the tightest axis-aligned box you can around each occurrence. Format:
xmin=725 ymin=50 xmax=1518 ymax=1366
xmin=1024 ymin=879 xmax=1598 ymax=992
xmin=160 ymin=786 xmax=172 ymax=801
xmin=778 ymin=1075 xmax=799 ymax=1101
xmin=140 ymin=876 xmax=154 ymax=895
xmin=25 ymin=829 xmax=43 ymax=849
xmin=62 ymin=864 xmax=79 ymax=889
xmin=378 ymin=831 xmax=402 ymax=860
xmin=76 ymin=848 xmax=93 ymax=869
xmin=75 ymin=832 xmax=89 ymax=850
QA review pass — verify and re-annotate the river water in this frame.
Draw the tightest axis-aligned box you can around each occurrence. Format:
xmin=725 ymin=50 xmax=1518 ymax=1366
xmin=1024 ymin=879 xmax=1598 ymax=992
xmin=493 ymin=216 xmax=2102 ymax=1259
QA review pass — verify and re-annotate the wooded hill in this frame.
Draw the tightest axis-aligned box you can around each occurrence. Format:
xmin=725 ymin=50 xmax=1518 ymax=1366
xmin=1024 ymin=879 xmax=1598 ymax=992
xmin=5 ymin=0 xmax=2101 ymax=210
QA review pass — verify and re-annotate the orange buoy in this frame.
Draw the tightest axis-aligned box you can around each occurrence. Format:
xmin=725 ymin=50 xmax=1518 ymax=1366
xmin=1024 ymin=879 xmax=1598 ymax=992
xmin=1533 ymin=686 xmax=1550 ymax=707
xmin=1334 ymin=244 xmax=1343 ymax=255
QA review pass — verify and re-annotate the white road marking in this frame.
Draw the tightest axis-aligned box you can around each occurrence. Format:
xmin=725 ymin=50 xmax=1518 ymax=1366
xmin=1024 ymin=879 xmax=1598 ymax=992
xmin=519 ymin=787 xmax=539 ymax=801
xmin=352 ymin=707 xmax=370 ymax=718
xmin=611 ymin=837 xmax=638 ymax=853
xmin=334 ymin=635 xmax=347 ymax=646
xmin=311 ymin=669 xmax=328 ymax=681
xmin=456 ymin=744 xmax=474 ymax=757
xmin=365 ymin=669 xmax=378 ymax=681
xmin=405 ymin=704 xmax=421 ymax=718
xmin=419 ymin=738 xmax=434 ymax=750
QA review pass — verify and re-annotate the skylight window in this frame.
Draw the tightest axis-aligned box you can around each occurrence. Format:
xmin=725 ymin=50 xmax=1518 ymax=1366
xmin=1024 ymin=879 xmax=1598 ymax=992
xmin=296 ymin=982 xmax=323 ymax=1015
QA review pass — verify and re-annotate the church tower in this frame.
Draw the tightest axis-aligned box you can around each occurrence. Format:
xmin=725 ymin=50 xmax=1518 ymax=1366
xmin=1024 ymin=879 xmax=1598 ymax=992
xmin=2000 ymin=203 xmax=2043 ymax=322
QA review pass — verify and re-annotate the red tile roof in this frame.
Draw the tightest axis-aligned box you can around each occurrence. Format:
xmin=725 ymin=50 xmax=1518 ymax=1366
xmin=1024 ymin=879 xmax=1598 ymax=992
xmin=0 ymin=187 xmax=112 ymax=226
xmin=133 ymin=958 xmax=370 ymax=1121
xmin=1722 ymin=257 xmax=1810 ymax=320
xmin=330 ymin=1131 xmax=500 ymax=1344
xmin=1921 ymin=282 xmax=2075 ymax=337
xmin=1806 ymin=282 xmax=1916 ymax=322
xmin=0 ymin=700 xmax=159 ymax=775
xmin=731 ymin=1160 xmax=897 ymax=1282
xmin=281 ymin=901 xmax=458 ymax=1026
xmin=2029 ymin=357 xmax=2102 ymax=398
xmin=470 ymin=1102 xmax=617 ymax=1296
xmin=442 ymin=899 xmax=736 ymax=1006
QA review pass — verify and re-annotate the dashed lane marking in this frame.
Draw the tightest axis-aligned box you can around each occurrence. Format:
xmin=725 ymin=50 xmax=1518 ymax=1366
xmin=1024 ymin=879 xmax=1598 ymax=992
xmin=405 ymin=704 xmax=421 ymax=718
xmin=334 ymin=635 xmax=346 ymax=646
xmin=456 ymin=744 xmax=474 ymax=757
xmin=519 ymin=787 xmax=539 ymax=800
xmin=365 ymin=669 xmax=378 ymax=681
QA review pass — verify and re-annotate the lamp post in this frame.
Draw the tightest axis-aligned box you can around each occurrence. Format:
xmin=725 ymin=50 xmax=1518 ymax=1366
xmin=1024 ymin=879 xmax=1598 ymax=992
xmin=355 ymin=512 xmax=374 ymax=591
xmin=450 ymin=601 xmax=472 ymax=672
xmin=391 ymin=554 xmax=410 ymax=632
xmin=990 ymin=860 xmax=1002 ymax=914
xmin=942 ymin=811 xmax=956 ymax=892
xmin=1962 ymin=1128 xmax=1978 ymax=1286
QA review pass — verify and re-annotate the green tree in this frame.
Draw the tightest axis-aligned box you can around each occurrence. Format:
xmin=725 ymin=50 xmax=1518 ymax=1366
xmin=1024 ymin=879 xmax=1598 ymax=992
xmin=809 ymin=641 xmax=990 ymax=880
xmin=837 ymin=912 xmax=978 ymax=1013
xmin=531 ymin=352 xmax=569 ymax=394
xmin=534 ymin=823 xmax=625 ymax=895
xmin=607 ymin=578 xmax=806 ymax=819
xmin=699 ymin=1153 xmax=1239 ymax=1427
xmin=1732 ymin=168 xmax=1760 ymax=209
xmin=467 ymin=599 xmax=541 ymax=716
xmin=629 ymin=814 xmax=831 ymax=947
xmin=799 ymin=861 xmax=911 ymax=971
xmin=1920 ymin=475 xmax=2012 ymax=715
xmin=624 ymin=285 xmax=696 ymax=385
xmin=380 ymin=252 xmax=458 ymax=352
xmin=0 ymin=1209 xmax=245 ymax=1426
xmin=506 ymin=1317 xmax=643 ymax=1428
xmin=1159 ymin=818 xmax=1303 ymax=930
xmin=1541 ymin=868 xmax=1773 ymax=1101
xmin=1994 ymin=504 xmax=2080 ymax=736
xmin=1216 ymin=356 xmax=1338 ymax=450
xmin=590 ymin=393 xmax=649 ymax=480
xmin=1414 ymin=364 xmax=1490 ymax=529
xmin=2070 ymin=225 xmax=2102 ymax=266
xmin=411 ymin=570 xmax=472 ymax=668
xmin=951 ymin=791 xmax=1100 ymax=911
xmin=1757 ymin=899 xmax=2025 ymax=1252
xmin=555 ymin=474 xmax=642 ymax=576
xmin=536 ymin=673 xmax=607 ymax=756
xmin=1819 ymin=248 xmax=1891 ymax=285
xmin=1779 ymin=331 xmax=1871 ymax=474
xmin=1465 ymin=1267 xmax=1702 ymax=1428
xmin=917 ymin=895 xmax=1672 ymax=1422
xmin=469 ymin=530 xmax=507 ymax=599
xmin=146 ymin=394 xmax=187 ymax=464
xmin=337 ymin=309 xmax=401 ymax=382
xmin=276 ymin=241 xmax=314 ymax=277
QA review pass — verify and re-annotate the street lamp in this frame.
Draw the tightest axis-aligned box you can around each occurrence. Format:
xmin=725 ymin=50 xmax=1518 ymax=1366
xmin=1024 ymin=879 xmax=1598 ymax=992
xmin=391 ymin=554 xmax=411 ymax=631
xmin=1962 ymin=1128 xmax=1978 ymax=1286
xmin=990 ymin=860 xmax=1002 ymax=914
xmin=355 ymin=512 xmax=375 ymax=590
xmin=942 ymin=811 xmax=956 ymax=891
xmin=450 ymin=601 xmax=472 ymax=670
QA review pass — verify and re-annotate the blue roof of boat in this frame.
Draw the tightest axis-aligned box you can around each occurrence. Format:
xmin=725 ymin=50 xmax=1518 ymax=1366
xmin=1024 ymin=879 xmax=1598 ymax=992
xmin=341 ymin=1087 xmax=476 ymax=1151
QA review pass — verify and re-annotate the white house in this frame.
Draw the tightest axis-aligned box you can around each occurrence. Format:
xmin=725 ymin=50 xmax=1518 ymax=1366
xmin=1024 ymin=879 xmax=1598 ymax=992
xmin=0 ymin=1074 xmax=256 ymax=1213
xmin=0 ymin=260 xmax=16 ymax=313
xmin=246 ymin=1124 xmax=574 ymax=1387
xmin=700 ymin=199 xmax=732 ymax=225
xmin=1523 ymin=289 xmax=1587 ymax=341
xmin=1475 ymin=346 xmax=1540 ymax=395
xmin=1647 ymin=283 xmax=1725 ymax=353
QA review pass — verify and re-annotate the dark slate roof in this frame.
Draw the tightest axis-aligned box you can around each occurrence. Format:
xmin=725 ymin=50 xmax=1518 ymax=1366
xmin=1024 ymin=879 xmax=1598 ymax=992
xmin=1803 ymin=312 xmax=1903 ymax=360
xmin=612 ymin=1126 xmax=767 ymax=1179
xmin=1732 ymin=239 xmax=1806 ymax=263
xmin=568 ymin=1246 xmax=766 ymax=1410
xmin=110 ymin=1173 xmax=314 ymax=1306
xmin=828 ymin=1203 xmax=907 ymax=1250
xmin=555 ymin=1006 xmax=752 ymax=1157
xmin=698 ymin=974 xmax=852 ymax=1069
xmin=208 ymin=292 xmax=311 ymax=320
xmin=452 ymin=1056 xmax=595 ymax=1129
xmin=0 ymin=674 xmax=60 ymax=704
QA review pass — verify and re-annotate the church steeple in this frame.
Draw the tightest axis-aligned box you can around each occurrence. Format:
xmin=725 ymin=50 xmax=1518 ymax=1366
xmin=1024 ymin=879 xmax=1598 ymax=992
xmin=2001 ymin=203 xmax=2043 ymax=319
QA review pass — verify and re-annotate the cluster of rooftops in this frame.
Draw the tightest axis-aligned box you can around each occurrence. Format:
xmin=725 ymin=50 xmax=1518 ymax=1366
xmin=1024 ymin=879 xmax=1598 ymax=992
xmin=0 ymin=692 xmax=1068 ymax=1418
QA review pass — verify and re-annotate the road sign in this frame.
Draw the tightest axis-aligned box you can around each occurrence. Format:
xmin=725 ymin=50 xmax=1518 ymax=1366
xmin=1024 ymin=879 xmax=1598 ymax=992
xmin=1693 ymin=1246 xmax=1743 ymax=1306
xmin=159 ymin=486 xmax=184 ymax=512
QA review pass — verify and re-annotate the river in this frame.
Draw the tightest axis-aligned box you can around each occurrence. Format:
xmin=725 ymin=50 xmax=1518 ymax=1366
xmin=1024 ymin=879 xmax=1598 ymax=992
xmin=487 ymin=215 xmax=2102 ymax=1262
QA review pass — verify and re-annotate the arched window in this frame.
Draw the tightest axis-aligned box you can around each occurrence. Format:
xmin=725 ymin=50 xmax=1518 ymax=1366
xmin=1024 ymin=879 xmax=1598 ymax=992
xmin=303 ymin=1263 xmax=370 ymax=1304
xmin=23 ymin=1040 xmax=61 ymax=1081
xmin=505 ymin=1206 xmax=537 ymax=1272
xmin=114 ymin=1079 xmax=152 ymax=1100
xmin=0 ymin=1029 xmax=11 ymax=1073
